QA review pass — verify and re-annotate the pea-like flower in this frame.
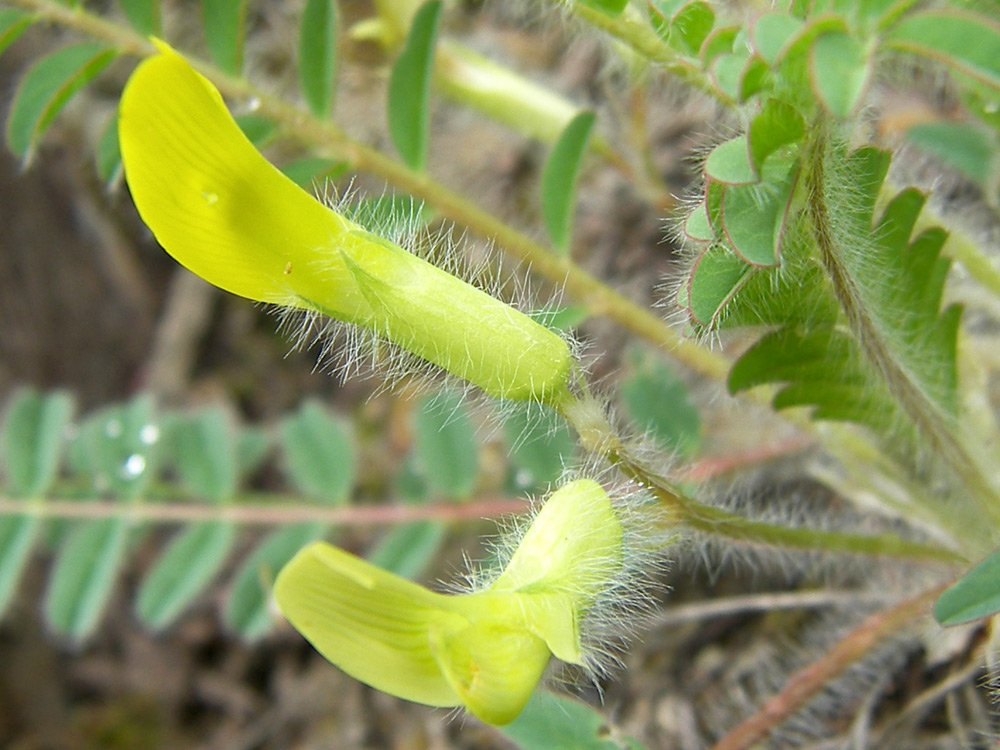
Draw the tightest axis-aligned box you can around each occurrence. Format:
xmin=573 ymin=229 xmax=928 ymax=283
xmin=273 ymin=479 xmax=624 ymax=725
xmin=118 ymin=42 xmax=573 ymax=404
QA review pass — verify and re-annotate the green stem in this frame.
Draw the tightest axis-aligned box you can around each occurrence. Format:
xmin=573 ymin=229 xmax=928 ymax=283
xmin=559 ymin=395 xmax=965 ymax=564
xmin=6 ymin=0 xmax=728 ymax=383
xmin=804 ymin=128 xmax=1000 ymax=528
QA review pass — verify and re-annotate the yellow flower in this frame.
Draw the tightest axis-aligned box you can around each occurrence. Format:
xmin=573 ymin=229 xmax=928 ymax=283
xmin=273 ymin=479 xmax=623 ymax=725
xmin=118 ymin=42 xmax=572 ymax=403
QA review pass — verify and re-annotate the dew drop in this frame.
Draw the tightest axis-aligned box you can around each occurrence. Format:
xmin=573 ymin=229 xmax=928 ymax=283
xmin=514 ymin=469 xmax=534 ymax=489
xmin=202 ymin=191 xmax=219 ymax=206
xmin=139 ymin=424 xmax=160 ymax=446
xmin=121 ymin=453 xmax=147 ymax=479
xmin=247 ymin=96 xmax=261 ymax=112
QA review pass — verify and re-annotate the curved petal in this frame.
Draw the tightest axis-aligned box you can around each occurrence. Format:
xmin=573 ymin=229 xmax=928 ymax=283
xmin=274 ymin=541 xmax=466 ymax=707
xmin=119 ymin=43 xmax=371 ymax=321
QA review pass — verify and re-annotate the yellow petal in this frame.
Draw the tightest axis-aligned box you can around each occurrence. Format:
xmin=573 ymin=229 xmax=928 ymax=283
xmin=429 ymin=618 xmax=550 ymax=726
xmin=274 ymin=541 xmax=466 ymax=707
xmin=118 ymin=43 xmax=371 ymax=321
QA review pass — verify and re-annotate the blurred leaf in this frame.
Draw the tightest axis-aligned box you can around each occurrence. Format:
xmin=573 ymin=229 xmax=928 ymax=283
xmin=906 ymin=121 xmax=995 ymax=185
xmin=748 ymin=99 xmax=804 ymax=172
xmin=235 ymin=114 xmax=275 ymax=145
xmin=498 ymin=689 xmax=644 ymax=749
xmin=280 ymin=156 xmax=347 ymax=187
xmin=704 ymin=136 xmax=757 ymax=185
xmin=70 ymin=395 xmax=158 ymax=500
xmin=934 ymin=547 xmax=1000 ymax=626
xmin=669 ymin=1 xmax=715 ymax=56
xmin=686 ymin=244 xmax=752 ymax=326
xmin=96 ymin=107 xmax=122 ymax=185
xmin=413 ymin=390 xmax=478 ymax=500
xmin=6 ymin=43 xmax=117 ymax=161
xmin=172 ymin=407 xmax=237 ymax=502
xmin=527 ymin=305 xmax=590 ymax=331
xmin=719 ymin=159 xmax=798 ymax=267
xmin=236 ymin=425 xmax=271 ymax=480
xmin=136 ymin=521 xmax=235 ymax=631
xmin=366 ymin=521 xmax=445 ymax=580
xmin=280 ymin=400 xmax=354 ymax=504
xmin=751 ymin=12 xmax=802 ymax=65
xmin=542 ymin=111 xmax=596 ymax=253
xmin=119 ymin=0 xmax=160 ymax=35
xmin=387 ymin=0 xmax=441 ymax=170
xmin=299 ymin=0 xmax=338 ymax=117
xmin=0 ymin=10 xmax=32 ymax=58
xmin=621 ymin=351 xmax=701 ymax=457
xmin=1 ymin=387 xmax=74 ymax=497
xmin=225 ymin=521 xmax=326 ymax=640
xmin=809 ymin=31 xmax=870 ymax=118
xmin=885 ymin=10 xmax=1000 ymax=92
xmin=700 ymin=25 xmax=738 ymax=66
xmin=45 ymin=518 xmax=128 ymax=641
xmin=0 ymin=515 xmax=40 ymax=621
xmin=503 ymin=403 xmax=575 ymax=490
xmin=202 ymin=0 xmax=248 ymax=75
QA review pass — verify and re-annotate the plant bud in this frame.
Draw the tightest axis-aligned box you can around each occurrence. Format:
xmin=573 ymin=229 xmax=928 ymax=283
xmin=119 ymin=42 xmax=572 ymax=403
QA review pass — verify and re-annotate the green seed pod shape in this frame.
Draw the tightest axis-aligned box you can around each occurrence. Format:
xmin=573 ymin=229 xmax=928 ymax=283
xmin=118 ymin=41 xmax=572 ymax=404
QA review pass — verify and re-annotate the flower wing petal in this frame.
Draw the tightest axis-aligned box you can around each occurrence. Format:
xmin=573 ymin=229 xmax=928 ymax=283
xmin=274 ymin=541 xmax=465 ymax=707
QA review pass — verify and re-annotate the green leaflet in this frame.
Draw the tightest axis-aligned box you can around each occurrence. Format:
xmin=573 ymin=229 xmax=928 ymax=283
xmin=718 ymin=158 xmax=799 ymax=267
xmin=6 ymin=43 xmax=117 ymax=161
xmin=751 ymin=12 xmax=803 ymax=66
xmin=885 ymin=10 xmax=1000 ymax=93
xmin=686 ymin=244 xmax=753 ymax=326
xmin=224 ymin=521 xmax=327 ymax=640
xmin=298 ymin=0 xmax=338 ymax=117
xmin=45 ymin=517 xmax=129 ymax=641
xmin=367 ymin=521 xmax=446 ymax=581
xmin=498 ymin=689 xmax=644 ymax=749
xmin=136 ymin=521 xmax=235 ymax=631
xmin=95 ymin=107 xmax=122 ymax=186
xmin=202 ymin=0 xmax=248 ymax=75
xmin=388 ymin=0 xmax=441 ymax=171
xmin=542 ymin=111 xmax=596 ymax=254
xmin=906 ymin=121 xmax=996 ymax=186
xmin=413 ymin=390 xmax=479 ymax=500
xmin=621 ymin=351 xmax=701 ymax=457
xmin=119 ymin=0 xmax=160 ymax=35
xmin=934 ymin=547 xmax=1000 ymax=626
xmin=704 ymin=136 xmax=757 ymax=185
xmin=809 ymin=31 xmax=871 ymax=118
xmin=502 ymin=403 xmax=575 ymax=491
xmin=1 ymin=387 xmax=74 ymax=498
xmin=171 ymin=407 xmax=238 ymax=503
xmin=0 ymin=515 xmax=40 ymax=621
xmin=280 ymin=400 xmax=355 ymax=504
xmin=0 ymin=10 xmax=32 ymax=59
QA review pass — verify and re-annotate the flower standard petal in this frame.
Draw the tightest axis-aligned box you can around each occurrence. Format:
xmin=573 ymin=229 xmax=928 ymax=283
xmin=119 ymin=43 xmax=372 ymax=322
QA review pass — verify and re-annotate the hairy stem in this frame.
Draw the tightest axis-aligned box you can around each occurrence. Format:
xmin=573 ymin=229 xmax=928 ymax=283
xmin=710 ymin=584 xmax=945 ymax=750
xmin=804 ymin=129 xmax=1000 ymax=529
